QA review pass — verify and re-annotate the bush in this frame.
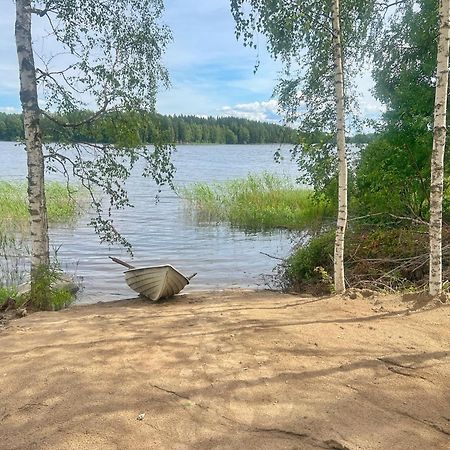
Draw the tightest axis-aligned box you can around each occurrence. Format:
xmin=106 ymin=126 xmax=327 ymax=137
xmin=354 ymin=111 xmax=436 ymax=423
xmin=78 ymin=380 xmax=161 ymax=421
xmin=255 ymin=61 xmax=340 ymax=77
xmin=286 ymin=231 xmax=335 ymax=289
xmin=0 ymin=286 xmax=18 ymax=308
xmin=282 ymin=226 xmax=446 ymax=293
xmin=29 ymin=265 xmax=76 ymax=311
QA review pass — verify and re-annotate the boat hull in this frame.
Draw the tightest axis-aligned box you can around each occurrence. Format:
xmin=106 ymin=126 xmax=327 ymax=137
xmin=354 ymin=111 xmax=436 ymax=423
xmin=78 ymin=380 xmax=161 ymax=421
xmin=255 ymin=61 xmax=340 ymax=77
xmin=124 ymin=265 xmax=190 ymax=301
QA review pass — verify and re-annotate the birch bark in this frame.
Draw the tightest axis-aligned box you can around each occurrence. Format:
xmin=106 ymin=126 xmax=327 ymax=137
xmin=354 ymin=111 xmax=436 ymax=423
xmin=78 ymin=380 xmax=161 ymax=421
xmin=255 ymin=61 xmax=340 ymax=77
xmin=331 ymin=0 xmax=348 ymax=294
xmin=15 ymin=0 xmax=50 ymax=277
xmin=429 ymin=0 xmax=450 ymax=296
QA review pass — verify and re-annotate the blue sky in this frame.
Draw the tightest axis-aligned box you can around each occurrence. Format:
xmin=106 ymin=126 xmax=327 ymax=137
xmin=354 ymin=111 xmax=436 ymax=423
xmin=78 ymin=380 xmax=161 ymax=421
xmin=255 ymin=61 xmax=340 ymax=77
xmin=0 ymin=0 xmax=382 ymax=122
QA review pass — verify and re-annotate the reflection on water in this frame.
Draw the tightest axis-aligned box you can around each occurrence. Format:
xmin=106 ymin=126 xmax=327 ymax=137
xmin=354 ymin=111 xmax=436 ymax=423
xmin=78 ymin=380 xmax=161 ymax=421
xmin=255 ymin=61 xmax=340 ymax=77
xmin=0 ymin=142 xmax=300 ymax=303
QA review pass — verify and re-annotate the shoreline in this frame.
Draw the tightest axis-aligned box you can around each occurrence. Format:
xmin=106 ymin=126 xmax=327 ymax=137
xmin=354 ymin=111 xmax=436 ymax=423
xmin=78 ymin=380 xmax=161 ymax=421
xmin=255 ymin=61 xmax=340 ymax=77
xmin=1 ymin=289 xmax=449 ymax=449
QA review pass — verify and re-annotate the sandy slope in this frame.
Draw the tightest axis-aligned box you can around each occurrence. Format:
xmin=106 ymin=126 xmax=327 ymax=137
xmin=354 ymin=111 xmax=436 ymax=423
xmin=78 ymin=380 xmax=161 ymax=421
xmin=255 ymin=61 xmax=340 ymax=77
xmin=0 ymin=290 xmax=449 ymax=450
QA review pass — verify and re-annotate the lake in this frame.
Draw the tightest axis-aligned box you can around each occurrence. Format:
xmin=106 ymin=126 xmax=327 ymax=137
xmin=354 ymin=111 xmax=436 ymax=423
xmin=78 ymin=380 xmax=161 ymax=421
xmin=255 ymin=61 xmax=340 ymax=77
xmin=0 ymin=141 xmax=300 ymax=303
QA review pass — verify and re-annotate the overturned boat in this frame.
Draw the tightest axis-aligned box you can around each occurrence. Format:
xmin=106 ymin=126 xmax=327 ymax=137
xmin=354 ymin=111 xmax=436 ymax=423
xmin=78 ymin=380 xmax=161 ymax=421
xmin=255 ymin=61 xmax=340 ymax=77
xmin=110 ymin=257 xmax=196 ymax=301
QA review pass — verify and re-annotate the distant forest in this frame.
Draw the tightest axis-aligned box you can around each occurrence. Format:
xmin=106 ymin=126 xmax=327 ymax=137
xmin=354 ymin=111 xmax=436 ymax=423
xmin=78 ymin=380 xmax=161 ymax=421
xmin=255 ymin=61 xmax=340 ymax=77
xmin=0 ymin=112 xmax=374 ymax=145
xmin=0 ymin=112 xmax=298 ymax=145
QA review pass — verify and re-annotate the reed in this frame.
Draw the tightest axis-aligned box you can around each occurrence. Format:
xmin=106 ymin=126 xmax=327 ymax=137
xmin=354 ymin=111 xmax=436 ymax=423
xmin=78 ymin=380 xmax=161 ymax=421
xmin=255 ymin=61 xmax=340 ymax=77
xmin=180 ymin=172 xmax=330 ymax=230
xmin=0 ymin=181 xmax=83 ymax=230
xmin=0 ymin=182 xmax=82 ymax=311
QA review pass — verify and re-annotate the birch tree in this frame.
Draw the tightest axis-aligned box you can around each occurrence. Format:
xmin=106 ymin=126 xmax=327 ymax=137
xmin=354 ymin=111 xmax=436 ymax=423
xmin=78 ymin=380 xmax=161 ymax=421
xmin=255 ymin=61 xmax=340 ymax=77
xmin=429 ymin=0 xmax=450 ymax=296
xmin=330 ymin=0 xmax=347 ymax=293
xmin=231 ymin=0 xmax=380 ymax=293
xmin=14 ymin=0 xmax=173 ymax=308
xmin=16 ymin=0 xmax=50 ymax=276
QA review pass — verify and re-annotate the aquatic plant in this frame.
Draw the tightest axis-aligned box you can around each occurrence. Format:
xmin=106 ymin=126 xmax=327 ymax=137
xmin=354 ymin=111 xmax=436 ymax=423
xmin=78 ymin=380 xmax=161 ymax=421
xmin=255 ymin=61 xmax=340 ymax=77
xmin=0 ymin=232 xmax=28 ymax=288
xmin=180 ymin=172 xmax=331 ymax=231
xmin=0 ymin=181 xmax=82 ymax=310
xmin=0 ymin=181 xmax=83 ymax=231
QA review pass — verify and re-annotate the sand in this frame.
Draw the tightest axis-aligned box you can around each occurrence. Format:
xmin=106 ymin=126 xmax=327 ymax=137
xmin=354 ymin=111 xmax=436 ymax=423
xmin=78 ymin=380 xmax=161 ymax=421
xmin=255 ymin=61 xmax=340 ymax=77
xmin=0 ymin=289 xmax=449 ymax=449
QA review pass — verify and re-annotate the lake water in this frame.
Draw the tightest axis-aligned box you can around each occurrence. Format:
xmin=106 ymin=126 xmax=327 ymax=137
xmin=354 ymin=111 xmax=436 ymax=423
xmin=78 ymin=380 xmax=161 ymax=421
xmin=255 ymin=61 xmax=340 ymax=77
xmin=0 ymin=141 xmax=300 ymax=303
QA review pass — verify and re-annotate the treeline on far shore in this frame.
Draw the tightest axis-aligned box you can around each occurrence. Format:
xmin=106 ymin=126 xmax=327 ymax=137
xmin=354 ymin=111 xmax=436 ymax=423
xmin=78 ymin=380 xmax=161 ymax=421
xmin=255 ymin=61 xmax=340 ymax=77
xmin=0 ymin=111 xmax=374 ymax=145
xmin=0 ymin=111 xmax=295 ymax=145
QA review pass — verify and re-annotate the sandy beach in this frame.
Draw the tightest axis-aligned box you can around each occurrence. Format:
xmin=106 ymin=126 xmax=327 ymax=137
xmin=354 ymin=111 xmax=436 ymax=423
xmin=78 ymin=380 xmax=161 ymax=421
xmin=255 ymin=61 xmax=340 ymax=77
xmin=1 ymin=289 xmax=449 ymax=449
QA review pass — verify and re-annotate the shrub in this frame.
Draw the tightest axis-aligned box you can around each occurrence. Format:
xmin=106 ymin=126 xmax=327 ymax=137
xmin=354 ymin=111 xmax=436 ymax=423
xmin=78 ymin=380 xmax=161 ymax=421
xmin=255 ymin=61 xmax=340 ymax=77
xmin=283 ymin=231 xmax=335 ymax=293
xmin=354 ymin=137 xmax=431 ymax=221
xmin=282 ymin=226 xmax=446 ymax=293
xmin=0 ymin=286 xmax=18 ymax=308
xmin=21 ymin=264 xmax=77 ymax=311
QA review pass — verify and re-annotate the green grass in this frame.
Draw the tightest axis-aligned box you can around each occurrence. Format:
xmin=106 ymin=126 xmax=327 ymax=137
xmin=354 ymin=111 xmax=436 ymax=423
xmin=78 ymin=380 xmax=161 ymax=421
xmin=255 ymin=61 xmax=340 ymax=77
xmin=0 ymin=262 xmax=77 ymax=311
xmin=0 ymin=280 xmax=75 ymax=312
xmin=180 ymin=172 xmax=331 ymax=230
xmin=0 ymin=286 xmax=18 ymax=307
xmin=0 ymin=181 xmax=82 ymax=311
xmin=0 ymin=181 xmax=84 ymax=230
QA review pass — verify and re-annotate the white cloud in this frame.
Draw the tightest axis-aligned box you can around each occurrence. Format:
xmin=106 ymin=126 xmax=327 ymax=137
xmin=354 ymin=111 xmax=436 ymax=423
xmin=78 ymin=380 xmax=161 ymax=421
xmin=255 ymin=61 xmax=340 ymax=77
xmin=360 ymin=99 xmax=386 ymax=115
xmin=0 ymin=0 xmax=383 ymax=123
xmin=354 ymin=68 xmax=385 ymax=118
xmin=219 ymin=100 xmax=279 ymax=122
xmin=0 ymin=106 xmax=19 ymax=113
xmin=157 ymin=83 xmax=223 ymax=116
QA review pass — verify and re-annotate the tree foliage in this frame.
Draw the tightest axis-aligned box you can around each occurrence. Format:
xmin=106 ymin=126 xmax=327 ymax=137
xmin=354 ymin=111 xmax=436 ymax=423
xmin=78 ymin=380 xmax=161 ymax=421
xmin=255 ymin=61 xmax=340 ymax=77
xmin=231 ymin=0 xmax=385 ymax=292
xmin=231 ymin=0 xmax=380 ymax=174
xmin=35 ymin=0 xmax=170 ymax=113
xmin=21 ymin=0 xmax=175 ymax=251
xmin=355 ymin=0 xmax=450 ymax=223
xmin=230 ymin=1 xmax=386 ymax=207
xmin=282 ymin=1 xmax=450 ymax=294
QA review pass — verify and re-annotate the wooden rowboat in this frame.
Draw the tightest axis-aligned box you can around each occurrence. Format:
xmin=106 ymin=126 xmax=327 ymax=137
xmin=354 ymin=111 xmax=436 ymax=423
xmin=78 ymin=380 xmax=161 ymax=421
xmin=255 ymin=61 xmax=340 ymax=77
xmin=110 ymin=257 xmax=196 ymax=301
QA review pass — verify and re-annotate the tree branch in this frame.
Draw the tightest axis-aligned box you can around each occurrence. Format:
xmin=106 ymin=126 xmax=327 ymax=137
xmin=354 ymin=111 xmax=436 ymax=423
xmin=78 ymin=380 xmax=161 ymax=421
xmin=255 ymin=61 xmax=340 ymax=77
xmin=30 ymin=7 xmax=53 ymax=17
xmin=40 ymin=103 xmax=111 ymax=128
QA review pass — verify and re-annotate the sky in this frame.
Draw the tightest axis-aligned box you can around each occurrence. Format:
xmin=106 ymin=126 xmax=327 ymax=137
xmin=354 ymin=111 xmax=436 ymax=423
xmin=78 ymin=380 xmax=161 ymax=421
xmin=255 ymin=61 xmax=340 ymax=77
xmin=0 ymin=0 xmax=383 ymax=123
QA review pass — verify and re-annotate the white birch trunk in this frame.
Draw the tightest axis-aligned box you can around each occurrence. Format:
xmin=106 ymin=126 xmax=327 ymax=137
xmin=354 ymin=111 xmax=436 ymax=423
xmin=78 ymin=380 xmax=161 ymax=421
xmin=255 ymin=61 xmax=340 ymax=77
xmin=429 ymin=0 xmax=450 ymax=296
xmin=15 ymin=0 xmax=50 ymax=277
xmin=331 ymin=0 xmax=348 ymax=294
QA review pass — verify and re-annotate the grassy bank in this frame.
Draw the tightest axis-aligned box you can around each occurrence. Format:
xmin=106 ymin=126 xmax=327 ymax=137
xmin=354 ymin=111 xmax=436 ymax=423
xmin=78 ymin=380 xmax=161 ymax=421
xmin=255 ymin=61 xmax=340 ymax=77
xmin=0 ymin=238 xmax=77 ymax=311
xmin=0 ymin=181 xmax=83 ymax=230
xmin=180 ymin=173 xmax=331 ymax=230
xmin=0 ymin=181 xmax=83 ymax=309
